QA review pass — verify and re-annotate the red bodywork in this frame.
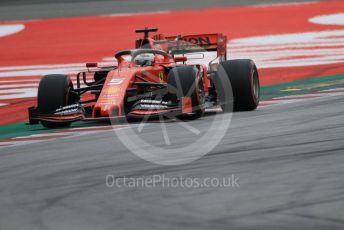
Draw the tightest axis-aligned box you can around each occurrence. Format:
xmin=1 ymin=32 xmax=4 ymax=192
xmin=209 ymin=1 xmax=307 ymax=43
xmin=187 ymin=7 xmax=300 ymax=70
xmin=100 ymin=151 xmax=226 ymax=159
xmin=93 ymin=53 xmax=175 ymax=117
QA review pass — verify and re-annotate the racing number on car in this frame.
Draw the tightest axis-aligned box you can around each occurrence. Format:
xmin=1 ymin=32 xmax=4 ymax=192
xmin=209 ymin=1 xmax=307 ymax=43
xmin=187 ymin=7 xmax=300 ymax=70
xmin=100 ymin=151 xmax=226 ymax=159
xmin=158 ymin=72 xmax=164 ymax=83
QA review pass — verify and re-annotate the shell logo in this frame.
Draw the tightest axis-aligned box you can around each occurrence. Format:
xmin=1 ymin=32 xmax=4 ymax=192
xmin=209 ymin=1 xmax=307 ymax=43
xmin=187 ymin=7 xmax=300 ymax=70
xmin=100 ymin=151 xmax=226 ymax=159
xmin=158 ymin=72 xmax=164 ymax=83
xmin=107 ymin=86 xmax=121 ymax=94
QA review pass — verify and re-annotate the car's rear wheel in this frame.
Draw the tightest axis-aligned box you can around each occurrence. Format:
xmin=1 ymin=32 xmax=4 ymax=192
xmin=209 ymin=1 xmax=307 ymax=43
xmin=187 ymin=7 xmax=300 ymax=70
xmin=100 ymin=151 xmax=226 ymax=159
xmin=38 ymin=74 xmax=76 ymax=128
xmin=217 ymin=59 xmax=260 ymax=112
xmin=168 ymin=66 xmax=205 ymax=119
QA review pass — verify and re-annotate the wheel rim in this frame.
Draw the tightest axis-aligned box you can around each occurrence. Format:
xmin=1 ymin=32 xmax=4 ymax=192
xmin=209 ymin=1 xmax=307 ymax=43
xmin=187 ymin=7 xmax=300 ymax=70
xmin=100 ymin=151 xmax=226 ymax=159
xmin=252 ymin=69 xmax=260 ymax=101
xmin=197 ymin=77 xmax=205 ymax=108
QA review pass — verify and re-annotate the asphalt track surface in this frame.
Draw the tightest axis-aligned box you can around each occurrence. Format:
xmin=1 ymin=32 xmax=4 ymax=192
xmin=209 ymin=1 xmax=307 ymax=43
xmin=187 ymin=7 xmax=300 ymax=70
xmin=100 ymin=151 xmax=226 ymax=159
xmin=0 ymin=0 xmax=317 ymax=21
xmin=1 ymin=95 xmax=344 ymax=230
xmin=1 ymin=0 xmax=344 ymax=230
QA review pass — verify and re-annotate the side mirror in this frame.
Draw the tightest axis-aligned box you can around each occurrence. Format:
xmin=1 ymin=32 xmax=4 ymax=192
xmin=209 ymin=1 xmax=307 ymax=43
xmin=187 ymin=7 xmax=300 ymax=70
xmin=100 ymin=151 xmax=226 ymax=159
xmin=174 ymin=56 xmax=187 ymax=63
xmin=86 ymin=63 xmax=98 ymax=68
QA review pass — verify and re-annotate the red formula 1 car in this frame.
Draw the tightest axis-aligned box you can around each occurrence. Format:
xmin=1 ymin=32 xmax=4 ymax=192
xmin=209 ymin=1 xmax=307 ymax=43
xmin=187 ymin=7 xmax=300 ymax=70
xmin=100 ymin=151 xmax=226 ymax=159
xmin=28 ymin=28 xmax=260 ymax=128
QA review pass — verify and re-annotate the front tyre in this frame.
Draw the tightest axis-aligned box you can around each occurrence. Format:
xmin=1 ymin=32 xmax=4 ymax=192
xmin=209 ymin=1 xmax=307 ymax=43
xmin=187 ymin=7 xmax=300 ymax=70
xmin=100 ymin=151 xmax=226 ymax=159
xmin=167 ymin=66 xmax=205 ymax=119
xmin=38 ymin=74 xmax=75 ymax=128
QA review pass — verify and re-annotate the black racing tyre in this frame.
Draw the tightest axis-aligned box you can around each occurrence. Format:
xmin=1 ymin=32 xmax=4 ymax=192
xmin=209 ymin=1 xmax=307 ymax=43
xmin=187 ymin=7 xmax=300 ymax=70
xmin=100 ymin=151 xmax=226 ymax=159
xmin=38 ymin=74 xmax=75 ymax=128
xmin=167 ymin=66 xmax=205 ymax=119
xmin=218 ymin=59 xmax=260 ymax=111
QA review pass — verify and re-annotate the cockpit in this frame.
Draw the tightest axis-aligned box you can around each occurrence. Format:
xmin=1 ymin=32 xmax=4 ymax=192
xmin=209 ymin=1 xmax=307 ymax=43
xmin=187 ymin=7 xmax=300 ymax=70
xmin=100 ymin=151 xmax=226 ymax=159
xmin=114 ymin=49 xmax=173 ymax=67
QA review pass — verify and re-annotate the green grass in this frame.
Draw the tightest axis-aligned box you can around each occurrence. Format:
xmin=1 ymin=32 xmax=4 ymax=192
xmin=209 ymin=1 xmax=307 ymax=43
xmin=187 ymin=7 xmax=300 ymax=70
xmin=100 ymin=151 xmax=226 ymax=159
xmin=0 ymin=121 xmax=106 ymax=139
xmin=261 ymin=74 xmax=344 ymax=99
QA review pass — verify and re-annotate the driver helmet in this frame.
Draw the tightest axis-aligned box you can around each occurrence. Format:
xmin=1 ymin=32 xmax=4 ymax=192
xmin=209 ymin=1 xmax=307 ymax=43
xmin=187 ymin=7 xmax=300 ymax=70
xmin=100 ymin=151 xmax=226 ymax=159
xmin=134 ymin=53 xmax=155 ymax=66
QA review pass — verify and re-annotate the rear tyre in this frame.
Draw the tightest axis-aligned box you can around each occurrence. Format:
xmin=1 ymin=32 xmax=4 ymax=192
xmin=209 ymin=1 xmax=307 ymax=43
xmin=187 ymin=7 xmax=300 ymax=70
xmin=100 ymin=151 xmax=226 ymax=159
xmin=168 ymin=66 xmax=205 ymax=119
xmin=38 ymin=74 xmax=75 ymax=128
xmin=218 ymin=59 xmax=260 ymax=111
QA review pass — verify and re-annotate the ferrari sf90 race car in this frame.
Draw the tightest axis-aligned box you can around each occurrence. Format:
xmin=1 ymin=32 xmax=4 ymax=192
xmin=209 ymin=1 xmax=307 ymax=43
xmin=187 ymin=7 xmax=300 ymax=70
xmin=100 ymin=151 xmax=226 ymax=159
xmin=28 ymin=28 xmax=260 ymax=128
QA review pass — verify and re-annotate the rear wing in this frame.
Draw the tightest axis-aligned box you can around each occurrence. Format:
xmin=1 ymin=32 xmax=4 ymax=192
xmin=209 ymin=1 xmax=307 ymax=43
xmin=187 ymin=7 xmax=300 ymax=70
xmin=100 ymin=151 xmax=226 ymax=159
xmin=164 ymin=33 xmax=227 ymax=59
xmin=136 ymin=33 xmax=227 ymax=60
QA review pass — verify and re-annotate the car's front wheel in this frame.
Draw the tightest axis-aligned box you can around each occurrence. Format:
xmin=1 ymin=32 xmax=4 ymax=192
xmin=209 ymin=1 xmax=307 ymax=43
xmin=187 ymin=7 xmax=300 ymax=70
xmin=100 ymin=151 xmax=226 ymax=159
xmin=38 ymin=74 xmax=76 ymax=128
xmin=167 ymin=66 xmax=205 ymax=119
